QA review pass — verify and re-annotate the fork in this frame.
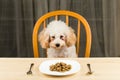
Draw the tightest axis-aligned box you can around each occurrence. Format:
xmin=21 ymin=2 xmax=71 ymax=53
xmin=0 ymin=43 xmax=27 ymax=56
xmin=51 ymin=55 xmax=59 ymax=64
xmin=27 ymin=63 xmax=34 ymax=75
xmin=87 ymin=63 xmax=93 ymax=74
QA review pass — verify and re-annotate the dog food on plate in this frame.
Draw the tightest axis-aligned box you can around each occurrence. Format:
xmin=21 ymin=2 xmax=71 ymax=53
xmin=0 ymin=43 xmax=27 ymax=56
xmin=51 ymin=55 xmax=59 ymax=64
xmin=49 ymin=62 xmax=72 ymax=72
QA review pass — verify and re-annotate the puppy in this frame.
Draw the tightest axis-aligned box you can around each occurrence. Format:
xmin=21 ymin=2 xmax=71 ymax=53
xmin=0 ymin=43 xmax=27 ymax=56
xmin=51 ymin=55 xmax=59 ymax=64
xmin=38 ymin=20 xmax=77 ymax=58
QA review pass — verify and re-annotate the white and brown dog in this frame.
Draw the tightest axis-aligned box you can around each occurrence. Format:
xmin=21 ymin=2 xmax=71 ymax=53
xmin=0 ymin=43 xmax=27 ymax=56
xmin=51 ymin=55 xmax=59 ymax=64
xmin=38 ymin=20 xmax=77 ymax=58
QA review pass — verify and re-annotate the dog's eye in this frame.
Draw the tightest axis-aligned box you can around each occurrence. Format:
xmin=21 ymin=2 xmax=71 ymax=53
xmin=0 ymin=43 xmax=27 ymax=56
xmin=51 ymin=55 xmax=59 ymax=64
xmin=52 ymin=36 xmax=55 ymax=39
xmin=60 ymin=35 xmax=64 ymax=39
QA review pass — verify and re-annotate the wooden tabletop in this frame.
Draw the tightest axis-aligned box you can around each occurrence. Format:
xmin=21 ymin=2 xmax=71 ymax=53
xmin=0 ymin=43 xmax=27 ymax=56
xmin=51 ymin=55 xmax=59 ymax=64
xmin=0 ymin=58 xmax=120 ymax=80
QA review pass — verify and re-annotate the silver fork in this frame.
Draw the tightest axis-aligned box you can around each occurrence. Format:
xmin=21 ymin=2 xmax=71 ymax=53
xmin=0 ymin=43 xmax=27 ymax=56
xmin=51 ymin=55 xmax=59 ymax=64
xmin=27 ymin=63 xmax=34 ymax=75
xmin=87 ymin=63 xmax=93 ymax=74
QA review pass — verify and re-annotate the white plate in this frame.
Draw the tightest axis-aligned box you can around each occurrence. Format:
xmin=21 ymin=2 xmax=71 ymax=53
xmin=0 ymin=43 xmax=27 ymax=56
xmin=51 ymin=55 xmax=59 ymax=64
xmin=39 ymin=60 xmax=81 ymax=76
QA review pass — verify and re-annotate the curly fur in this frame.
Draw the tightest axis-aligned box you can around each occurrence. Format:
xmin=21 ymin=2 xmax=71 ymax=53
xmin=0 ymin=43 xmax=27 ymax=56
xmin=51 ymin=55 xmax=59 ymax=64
xmin=38 ymin=20 xmax=77 ymax=58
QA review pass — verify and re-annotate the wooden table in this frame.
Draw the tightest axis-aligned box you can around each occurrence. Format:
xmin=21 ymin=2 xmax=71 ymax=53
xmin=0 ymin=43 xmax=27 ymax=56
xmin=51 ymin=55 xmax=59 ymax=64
xmin=0 ymin=58 xmax=120 ymax=80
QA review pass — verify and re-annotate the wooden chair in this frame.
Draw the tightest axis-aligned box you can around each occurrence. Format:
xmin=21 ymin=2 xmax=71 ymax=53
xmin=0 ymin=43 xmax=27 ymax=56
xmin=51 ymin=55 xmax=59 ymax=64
xmin=32 ymin=10 xmax=92 ymax=58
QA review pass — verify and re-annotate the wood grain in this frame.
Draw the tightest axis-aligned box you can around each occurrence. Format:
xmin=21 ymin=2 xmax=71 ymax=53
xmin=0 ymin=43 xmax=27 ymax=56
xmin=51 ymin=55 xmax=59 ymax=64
xmin=0 ymin=58 xmax=120 ymax=80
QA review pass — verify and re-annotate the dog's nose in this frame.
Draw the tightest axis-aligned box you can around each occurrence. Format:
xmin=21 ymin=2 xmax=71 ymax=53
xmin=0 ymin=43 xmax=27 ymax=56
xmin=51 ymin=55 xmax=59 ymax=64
xmin=55 ymin=43 xmax=60 ymax=47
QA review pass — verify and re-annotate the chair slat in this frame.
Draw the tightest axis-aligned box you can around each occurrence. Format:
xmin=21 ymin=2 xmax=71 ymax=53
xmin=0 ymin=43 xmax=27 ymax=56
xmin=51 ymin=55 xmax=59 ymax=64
xmin=43 ymin=21 xmax=46 ymax=28
xmin=77 ymin=20 xmax=80 ymax=55
xmin=66 ymin=15 xmax=69 ymax=25
xmin=55 ymin=15 xmax=58 ymax=20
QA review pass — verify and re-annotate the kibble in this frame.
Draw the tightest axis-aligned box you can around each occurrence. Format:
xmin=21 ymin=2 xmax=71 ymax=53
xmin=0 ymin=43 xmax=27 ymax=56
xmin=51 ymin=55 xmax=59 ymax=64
xmin=50 ymin=62 xmax=72 ymax=72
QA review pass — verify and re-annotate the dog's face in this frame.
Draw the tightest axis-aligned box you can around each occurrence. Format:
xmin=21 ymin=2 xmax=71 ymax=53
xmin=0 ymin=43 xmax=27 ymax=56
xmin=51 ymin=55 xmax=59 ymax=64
xmin=39 ymin=20 xmax=76 ymax=49
xmin=49 ymin=32 xmax=66 ymax=49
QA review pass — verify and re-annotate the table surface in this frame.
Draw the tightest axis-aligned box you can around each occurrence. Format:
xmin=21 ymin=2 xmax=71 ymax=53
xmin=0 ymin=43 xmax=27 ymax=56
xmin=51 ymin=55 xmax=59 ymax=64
xmin=0 ymin=58 xmax=120 ymax=80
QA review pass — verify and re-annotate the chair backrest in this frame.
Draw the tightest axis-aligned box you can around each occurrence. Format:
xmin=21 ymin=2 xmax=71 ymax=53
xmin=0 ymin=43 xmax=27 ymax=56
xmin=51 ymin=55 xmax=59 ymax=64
xmin=32 ymin=10 xmax=92 ymax=58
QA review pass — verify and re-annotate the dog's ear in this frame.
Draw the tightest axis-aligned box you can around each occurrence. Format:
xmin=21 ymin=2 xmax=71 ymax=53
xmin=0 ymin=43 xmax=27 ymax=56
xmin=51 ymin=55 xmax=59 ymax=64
xmin=66 ymin=27 xmax=76 ymax=47
xmin=38 ymin=28 xmax=49 ymax=48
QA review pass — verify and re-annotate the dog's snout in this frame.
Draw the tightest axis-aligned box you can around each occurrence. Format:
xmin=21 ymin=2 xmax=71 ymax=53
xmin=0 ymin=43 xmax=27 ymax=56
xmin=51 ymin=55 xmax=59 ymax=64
xmin=55 ymin=43 xmax=60 ymax=47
